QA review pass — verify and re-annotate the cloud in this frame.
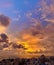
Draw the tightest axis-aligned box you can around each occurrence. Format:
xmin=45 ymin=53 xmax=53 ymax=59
xmin=1 ymin=41 xmax=27 ymax=51
xmin=12 ymin=43 xmax=25 ymax=49
xmin=17 ymin=25 xmax=45 ymax=52
xmin=2 ymin=0 xmax=54 ymax=55
xmin=44 ymin=19 xmax=54 ymax=23
xmin=25 ymin=0 xmax=54 ymax=24
xmin=39 ymin=0 xmax=54 ymax=23
xmin=0 ymin=14 xmax=11 ymax=33
xmin=40 ymin=35 xmax=54 ymax=52
xmin=17 ymin=21 xmax=54 ymax=53
xmin=0 ymin=33 xmax=8 ymax=42
xmin=0 ymin=14 xmax=10 ymax=27
xmin=7 ymin=0 xmax=53 ymax=54
xmin=3 ymin=44 xmax=8 ymax=48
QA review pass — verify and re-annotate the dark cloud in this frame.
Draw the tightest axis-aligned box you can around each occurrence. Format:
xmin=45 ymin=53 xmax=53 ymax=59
xmin=31 ymin=31 xmax=40 ymax=36
xmin=0 ymin=33 xmax=8 ymax=42
xmin=3 ymin=44 xmax=8 ymax=48
xmin=12 ymin=43 xmax=25 ymax=49
xmin=0 ymin=14 xmax=10 ymax=27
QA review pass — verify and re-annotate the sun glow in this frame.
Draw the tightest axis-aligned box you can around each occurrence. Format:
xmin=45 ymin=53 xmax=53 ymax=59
xmin=0 ymin=26 xmax=6 ymax=33
xmin=17 ymin=41 xmax=46 ymax=53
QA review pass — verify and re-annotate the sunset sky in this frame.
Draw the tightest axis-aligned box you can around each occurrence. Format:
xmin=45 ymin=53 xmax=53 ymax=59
xmin=0 ymin=0 xmax=54 ymax=58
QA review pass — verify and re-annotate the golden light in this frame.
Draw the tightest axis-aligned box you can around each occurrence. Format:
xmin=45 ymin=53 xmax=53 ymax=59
xmin=15 ymin=31 xmax=46 ymax=53
xmin=0 ymin=25 xmax=6 ymax=33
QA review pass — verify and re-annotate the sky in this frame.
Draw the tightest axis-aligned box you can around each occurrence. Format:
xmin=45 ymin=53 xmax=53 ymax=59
xmin=0 ymin=0 xmax=54 ymax=58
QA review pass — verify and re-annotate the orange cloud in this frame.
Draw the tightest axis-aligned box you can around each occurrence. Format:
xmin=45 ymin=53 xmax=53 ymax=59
xmin=0 ymin=26 xmax=6 ymax=33
xmin=17 ymin=25 xmax=46 ymax=52
xmin=2 ymin=0 xmax=54 ymax=57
